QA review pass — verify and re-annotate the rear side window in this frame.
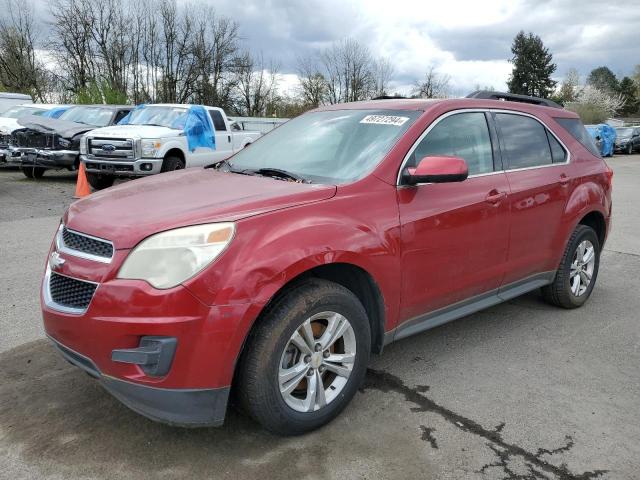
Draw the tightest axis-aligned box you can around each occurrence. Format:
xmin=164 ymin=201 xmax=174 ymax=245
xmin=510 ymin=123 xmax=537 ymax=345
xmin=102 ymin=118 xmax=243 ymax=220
xmin=554 ymin=117 xmax=600 ymax=157
xmin=547 ymin=132 xmax=567 ymax=163
xmin=410 ymin=112 xmax=495 ymax=175
xmin=495 ymin=113 xmax=553 ymax=169
xmin=208 ymin=110 xmax=227 ymax=131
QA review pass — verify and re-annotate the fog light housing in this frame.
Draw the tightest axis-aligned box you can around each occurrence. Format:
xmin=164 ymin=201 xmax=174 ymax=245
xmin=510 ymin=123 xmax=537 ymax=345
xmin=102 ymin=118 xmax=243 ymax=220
xmin=141 ymin=163 xmax=153 ymax=171
xmin=111 ymin=336 xmax=177 ymax=377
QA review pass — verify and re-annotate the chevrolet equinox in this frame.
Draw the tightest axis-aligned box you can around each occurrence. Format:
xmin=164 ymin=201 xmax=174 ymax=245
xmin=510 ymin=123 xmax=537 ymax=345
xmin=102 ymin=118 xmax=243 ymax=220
xmin=42 ymin=93 xmax=613 ymax=435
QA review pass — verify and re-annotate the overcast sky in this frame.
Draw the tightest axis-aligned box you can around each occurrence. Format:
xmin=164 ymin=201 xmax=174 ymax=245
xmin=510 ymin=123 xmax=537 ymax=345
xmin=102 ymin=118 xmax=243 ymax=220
xmin=199 ymin=0 xmax=640 ymax=96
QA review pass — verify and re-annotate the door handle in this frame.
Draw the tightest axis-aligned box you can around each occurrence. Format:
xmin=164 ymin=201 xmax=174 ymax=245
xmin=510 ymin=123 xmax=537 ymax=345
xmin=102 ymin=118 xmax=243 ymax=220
xmin=559 ymin=173 xmax=570 ymax=185
xmin=485 ymin=190 xmax=507 ymax=205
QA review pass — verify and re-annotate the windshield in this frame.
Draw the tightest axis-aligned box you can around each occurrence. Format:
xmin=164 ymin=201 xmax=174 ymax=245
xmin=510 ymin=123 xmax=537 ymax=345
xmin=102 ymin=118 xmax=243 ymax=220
xmin=2 ymin=106 xmax=45 ymax=118
xmin=125 ymin=106 xmax=188 ymax=128
xmin=59 ymin=107 xmax=114 ymax=127
xmin=228 ymin=109 xmax=421 ymax=184
xmin=616 ymin=128 xmax=633 ymax=137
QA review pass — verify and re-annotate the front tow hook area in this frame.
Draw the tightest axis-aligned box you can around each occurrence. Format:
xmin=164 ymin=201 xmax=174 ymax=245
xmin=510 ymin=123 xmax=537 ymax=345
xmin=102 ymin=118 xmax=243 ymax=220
xmin=111 ymin=336 xmax=177 ymax=377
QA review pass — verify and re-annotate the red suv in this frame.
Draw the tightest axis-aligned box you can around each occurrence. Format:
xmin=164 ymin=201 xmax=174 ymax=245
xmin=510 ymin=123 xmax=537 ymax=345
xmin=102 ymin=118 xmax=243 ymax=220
xmin=42 ymin=93 xmax=612 ymax=435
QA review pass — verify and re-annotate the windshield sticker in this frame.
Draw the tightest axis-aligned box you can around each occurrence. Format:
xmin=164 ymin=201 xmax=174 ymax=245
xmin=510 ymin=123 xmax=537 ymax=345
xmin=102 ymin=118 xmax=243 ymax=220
xmin=360 ymin=115 xmax=409 ymax=126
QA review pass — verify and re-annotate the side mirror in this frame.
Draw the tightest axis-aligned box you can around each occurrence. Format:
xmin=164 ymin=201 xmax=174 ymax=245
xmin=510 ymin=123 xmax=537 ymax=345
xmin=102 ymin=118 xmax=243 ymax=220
xmin=403 ymin=156 xmax=469 ymax=185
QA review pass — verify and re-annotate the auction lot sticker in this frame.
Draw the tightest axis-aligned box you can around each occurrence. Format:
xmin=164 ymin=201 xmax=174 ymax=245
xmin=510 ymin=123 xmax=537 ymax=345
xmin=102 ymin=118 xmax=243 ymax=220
xmin=360 ymin=115 xmax=409 ymax=126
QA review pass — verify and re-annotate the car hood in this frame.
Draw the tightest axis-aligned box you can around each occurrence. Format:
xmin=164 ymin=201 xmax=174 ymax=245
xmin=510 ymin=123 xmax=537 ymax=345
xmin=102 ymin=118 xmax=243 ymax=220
xmin=0 ymin=117 xmax=20 ymax=134
xmin=16 ymin=115 xmax=95 ymax=139
xmin=65 ymin=169 xmax=337 ymax=249
xmin=86 ymin=125 xmax=181 ymax=139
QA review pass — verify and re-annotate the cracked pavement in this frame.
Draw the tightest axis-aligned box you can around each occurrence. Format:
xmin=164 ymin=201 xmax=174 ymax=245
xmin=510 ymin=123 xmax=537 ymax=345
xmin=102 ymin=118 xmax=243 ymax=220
xmin=1 ymin=157 xmax=639 ymax=479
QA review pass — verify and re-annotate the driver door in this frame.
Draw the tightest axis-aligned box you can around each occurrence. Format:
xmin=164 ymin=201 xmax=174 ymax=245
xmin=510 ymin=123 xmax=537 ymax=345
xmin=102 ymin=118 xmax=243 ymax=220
xmin=397 ymin=111 xmax=511 ymax=325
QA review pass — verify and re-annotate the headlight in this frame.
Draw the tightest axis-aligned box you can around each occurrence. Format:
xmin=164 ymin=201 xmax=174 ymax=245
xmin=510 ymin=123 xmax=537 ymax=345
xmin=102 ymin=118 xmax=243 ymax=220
xmin=118 ymin=223 xmax=235 ymax=289
xmin=58 ymin=138 xmax=71 ymax=148
xmin=79 ymin=136 xmax=88 ymax=154
xmin=140 ymin=138 xmax=163 ymax=157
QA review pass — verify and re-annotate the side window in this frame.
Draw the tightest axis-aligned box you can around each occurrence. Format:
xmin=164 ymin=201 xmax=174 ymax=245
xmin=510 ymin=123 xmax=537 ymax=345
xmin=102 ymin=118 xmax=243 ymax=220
xmin=554 ymin=117 xmax=600 ymax=157
xmin=114 ymin=110 xmax=130 ymax=124
xmin=547 ymin=131 xmax=567 ymax=163
xmin=496 ymin=113 xmax=552 ymax=169
xmin=208 ymin=110 xmax=227 ymax=132
xmin=410 ymin=112 xmax=494 ymax=175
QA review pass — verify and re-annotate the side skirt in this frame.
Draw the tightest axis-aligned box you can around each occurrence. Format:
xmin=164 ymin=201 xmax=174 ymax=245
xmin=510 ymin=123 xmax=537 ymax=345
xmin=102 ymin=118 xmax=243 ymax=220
xmin=384 ymin=271 xmax=555 ymax=344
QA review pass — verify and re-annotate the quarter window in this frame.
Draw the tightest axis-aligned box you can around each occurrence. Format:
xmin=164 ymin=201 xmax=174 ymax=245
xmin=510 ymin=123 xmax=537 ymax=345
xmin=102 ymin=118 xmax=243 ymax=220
xmin=410 ymin=112 xmax=494 ymax=175
xmin=547 ymin=131 xmax=567 ymax=163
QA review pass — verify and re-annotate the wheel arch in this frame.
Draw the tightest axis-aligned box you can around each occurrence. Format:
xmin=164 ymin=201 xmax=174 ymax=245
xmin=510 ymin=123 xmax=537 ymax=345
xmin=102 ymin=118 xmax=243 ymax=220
xmin=164 ymin=148 xmax=185 ymax=163
xmin=578 ymin=210 xmax=606 ymax=247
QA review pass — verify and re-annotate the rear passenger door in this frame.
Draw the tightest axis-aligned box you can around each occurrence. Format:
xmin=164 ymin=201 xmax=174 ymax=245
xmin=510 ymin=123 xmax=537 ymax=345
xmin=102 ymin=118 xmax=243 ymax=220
xmin=397 ymin=111 xmax=511 ymax=322
xmin=207 ymin=109 xmax=234 ymax=161
xmin=493 ymin=112 xmax=571 ymax=285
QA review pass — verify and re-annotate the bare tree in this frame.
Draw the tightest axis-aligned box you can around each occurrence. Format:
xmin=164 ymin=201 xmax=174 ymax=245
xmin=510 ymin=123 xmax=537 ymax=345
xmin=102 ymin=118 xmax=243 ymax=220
xmin=234 ymin=52 xmax=279 ymax=116
xmin=413 ymin=66 xmax=450 ymax=99
xmin=296 ymin=56 xmax=326 ymax=107
xmin=0 ymin=0 xmax=48 ymax=100
xmin=557 ymin=68 xmax=580 ymax=104
xmin=320 ymin=38 xmax=376 ymax=104
xmin=373 ymin=57 xmax=394 ymax=97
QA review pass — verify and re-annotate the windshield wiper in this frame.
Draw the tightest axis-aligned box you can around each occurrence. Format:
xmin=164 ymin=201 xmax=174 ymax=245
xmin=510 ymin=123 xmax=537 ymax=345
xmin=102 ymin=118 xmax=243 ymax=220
xmin=248 ymin=168 xmax=311 ymax=183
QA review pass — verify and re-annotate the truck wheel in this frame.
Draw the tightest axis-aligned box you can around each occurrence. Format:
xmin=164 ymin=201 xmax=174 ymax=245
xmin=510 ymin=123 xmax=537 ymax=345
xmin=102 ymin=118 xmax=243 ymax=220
xmin=161 ymin=156 xmax=185 ymax=172
xmin=237 ymin=279 xmax=371 ymax=435
xmin=86 ymin=172 xmax=115 ymax=190
xmin=627 ymin=144 xmax=633 ymax=155
xmin=542 ymin=224 xmax=600 ymax=309
xmin=22 ymin=167 xmax=46 ymax=179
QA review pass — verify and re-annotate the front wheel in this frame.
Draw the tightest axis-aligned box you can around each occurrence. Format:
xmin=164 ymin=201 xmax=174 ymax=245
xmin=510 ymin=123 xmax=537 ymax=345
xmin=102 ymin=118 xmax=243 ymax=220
xmin=22 ymin=167 xmax=46 ymax=179
xmin=237 ymin=279 xmax=371 ymax=435
xmin=542 ymin=225 xmax=600 ymax=309
xmin=86 ymin=172 xmax=115 ymax=190
xmin=161 ymin=155 xmax=185 ymax=172
xmin=627 ymin=144 xmax=633 ymax=155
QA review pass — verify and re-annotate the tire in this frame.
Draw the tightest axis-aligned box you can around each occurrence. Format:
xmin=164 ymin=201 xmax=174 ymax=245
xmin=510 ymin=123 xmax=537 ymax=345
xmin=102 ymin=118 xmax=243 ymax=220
xmin=22 ymin=167 xmax=45 ymax=179
xmin=237 ymin=279 xmax=371 ymax=435
xmin=161 ymin=155 xmax=185 ymax=172
xmin=627 ymin=144 xmax=633 ymax=155
xmin=85 ymin=172 xmax=115 ymax=190
xmin=542 ymin=224 xmax=600 ymax=309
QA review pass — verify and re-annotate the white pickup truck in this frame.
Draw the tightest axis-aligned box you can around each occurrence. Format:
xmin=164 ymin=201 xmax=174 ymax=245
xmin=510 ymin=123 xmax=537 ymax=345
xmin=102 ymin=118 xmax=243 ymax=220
xmin=80 ymin=104 xmax=261 ymax=189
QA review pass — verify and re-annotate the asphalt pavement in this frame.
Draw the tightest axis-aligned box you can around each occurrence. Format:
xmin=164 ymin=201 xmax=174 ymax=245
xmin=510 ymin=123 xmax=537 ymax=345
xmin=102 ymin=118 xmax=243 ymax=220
xmin=1 ymin=158 xmax=639 ymax=479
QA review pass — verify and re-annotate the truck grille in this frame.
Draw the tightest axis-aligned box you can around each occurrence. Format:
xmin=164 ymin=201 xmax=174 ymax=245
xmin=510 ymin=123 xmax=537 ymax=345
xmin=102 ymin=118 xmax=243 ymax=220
xmin=88 ymin=137 xmax=134 ymax=159
xmin=60 ymin=227 xmax=114 ymax=260
xmin=0 ymin=133 xmax=11 ymax=149
xmin=49 ymin=272 xmax=98 ymax=310
xmin=13 ymin=130 xmax=54 ymax=149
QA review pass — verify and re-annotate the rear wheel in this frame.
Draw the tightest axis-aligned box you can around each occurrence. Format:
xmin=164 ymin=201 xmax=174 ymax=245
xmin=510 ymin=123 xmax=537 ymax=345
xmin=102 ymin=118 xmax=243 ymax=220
xmin=542 ymin=224 xmax=600 ymax=309
xmin=161 ymin=155 xmax=185 ymax=172
xmin=237 ymin=279 xmax=371 ymax=435
xmin=86 ymin=172 xmax=115 ymax=190
xmin=627 ymin=143 xmax=633 ymax=155
xmin=21 ymin=167 xmax=46 ymax=179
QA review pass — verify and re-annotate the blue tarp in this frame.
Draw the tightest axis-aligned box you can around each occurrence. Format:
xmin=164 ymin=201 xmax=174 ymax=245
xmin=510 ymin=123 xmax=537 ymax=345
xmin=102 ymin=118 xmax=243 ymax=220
xmin=182 ymin=105 xmax=216 ymax=152
xmin=41 ymin=106 xmax=70 ymax=119
xmin=586 ymin=124 xmax=616 ymax=157
xmin=117 ymin=104 xmax=215 ymax=152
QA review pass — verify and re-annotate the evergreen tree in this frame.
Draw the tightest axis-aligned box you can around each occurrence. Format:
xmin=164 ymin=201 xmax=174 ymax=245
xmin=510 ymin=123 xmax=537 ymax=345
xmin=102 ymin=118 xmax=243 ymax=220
xmin=507 ymin=31 xmax=557 ymax=98
xmin=587 ymin=66 xmax=620 ymax=93
xmin=619 ymin=76 xmax=639 ymax=116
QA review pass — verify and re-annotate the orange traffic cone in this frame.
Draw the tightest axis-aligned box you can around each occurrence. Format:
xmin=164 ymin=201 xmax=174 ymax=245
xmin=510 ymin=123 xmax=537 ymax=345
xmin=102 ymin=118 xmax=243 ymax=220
xmin=73 ymin=162 xmax=91 ymax=199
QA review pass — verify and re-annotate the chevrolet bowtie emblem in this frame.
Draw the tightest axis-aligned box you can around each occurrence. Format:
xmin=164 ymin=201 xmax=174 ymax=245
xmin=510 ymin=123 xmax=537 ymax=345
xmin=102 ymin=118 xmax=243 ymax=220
xmin=49 ymin=251 xmax=65 ymax=270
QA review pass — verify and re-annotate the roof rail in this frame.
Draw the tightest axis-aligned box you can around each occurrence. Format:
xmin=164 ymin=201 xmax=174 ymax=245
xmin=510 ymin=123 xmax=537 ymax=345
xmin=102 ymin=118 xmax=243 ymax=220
xmin=372 ymin=95 xmax=407 ymax=100
xmin=466 ymin=90 xmax=562 ymax=109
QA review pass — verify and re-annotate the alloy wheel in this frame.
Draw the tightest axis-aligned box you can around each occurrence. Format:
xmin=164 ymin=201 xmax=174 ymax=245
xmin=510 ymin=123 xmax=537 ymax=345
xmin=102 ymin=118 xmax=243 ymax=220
xmin=570 ymin=239 xmax=596 ymax=296
xmin=278 ymin=311 xmax=356 ymax=413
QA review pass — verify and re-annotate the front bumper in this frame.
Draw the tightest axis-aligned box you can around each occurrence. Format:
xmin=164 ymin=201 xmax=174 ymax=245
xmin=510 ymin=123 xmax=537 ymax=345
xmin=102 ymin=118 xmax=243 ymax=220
xmin=20 ymin=148 xmax=78 ymax=168
xmin=0 ymin=146 xmax=24 ymax=166
xmin=49 ymin=335 xmax=229 ymax=426
xmin=81 ymin=155 xmax=163 ymax=176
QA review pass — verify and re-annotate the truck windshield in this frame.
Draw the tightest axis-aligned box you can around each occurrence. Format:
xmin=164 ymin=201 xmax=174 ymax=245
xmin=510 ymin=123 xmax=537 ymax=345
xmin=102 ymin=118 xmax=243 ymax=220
xmin=1 ymin=106 xmax=45 ymax=118
xmin=60 ymin=107 xmax=114 ymax=127
xmin=126 ymin=106 xmax=188 ymax=129
xmin=228 ymin=109 xmax=421 ymax=184
xmin=616 ymin=128 xmax=633 ymax=138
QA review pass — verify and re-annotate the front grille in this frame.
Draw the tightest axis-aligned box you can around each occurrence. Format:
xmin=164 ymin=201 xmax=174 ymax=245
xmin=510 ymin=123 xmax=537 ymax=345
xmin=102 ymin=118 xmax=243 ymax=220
xmin=12 ymin=130 xmax=54 ymax=149
xmin=49 ymin=273 xmax=97 ymax=310
xmin=0 ymin=134 xmax=11 ymax=149
xmin=62 ymin=227 xmax=114 ymax=259
xmin=88 ymin=137 xmax=134 ymax=160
